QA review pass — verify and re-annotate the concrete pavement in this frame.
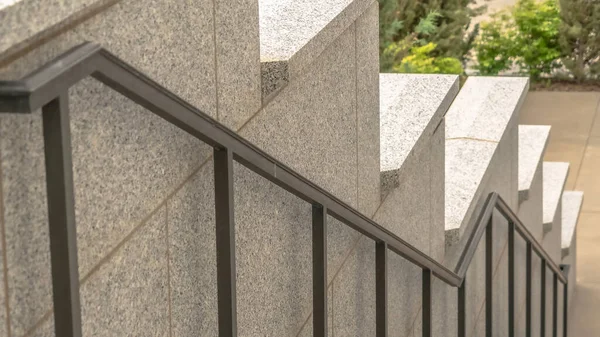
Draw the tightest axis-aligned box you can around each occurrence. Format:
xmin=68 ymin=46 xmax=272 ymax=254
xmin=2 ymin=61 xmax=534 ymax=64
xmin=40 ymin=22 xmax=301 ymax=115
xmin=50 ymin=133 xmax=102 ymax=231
xmin=521 ymin=91 xmax=600 ymax=336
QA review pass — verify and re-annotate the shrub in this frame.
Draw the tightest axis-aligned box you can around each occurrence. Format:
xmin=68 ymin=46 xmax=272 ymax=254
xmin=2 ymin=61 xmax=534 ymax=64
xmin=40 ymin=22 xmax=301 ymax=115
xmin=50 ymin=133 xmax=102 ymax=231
xmin=559 ymin=0 xmax=600 ymax=81
xmin=394 ymin=42 xmax=465 ymax=74
xmin=474 ymin=0 xmax=562 ymax=79
xmin=379 ymin=0 xmax=484 ymax=71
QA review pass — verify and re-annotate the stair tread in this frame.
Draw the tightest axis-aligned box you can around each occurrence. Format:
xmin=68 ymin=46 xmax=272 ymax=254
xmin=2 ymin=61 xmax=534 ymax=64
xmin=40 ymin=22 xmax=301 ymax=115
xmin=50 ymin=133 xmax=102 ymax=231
xmin=259 ymin=0 xmax=372 ymax=98
xmin=445 ymin=77 xmax=528 ymax=234
xmin=543 ymin=162 xmax=570 ymax=230
xmin=518 ymin=125 xmax=551 ymax=203
xmin=445 ymin=77 xmax=529 ymax=142
xmin=380 ymin=73 xmax=458 ymax=173
xmin=561 ymin=191 xmax=583 ymax=256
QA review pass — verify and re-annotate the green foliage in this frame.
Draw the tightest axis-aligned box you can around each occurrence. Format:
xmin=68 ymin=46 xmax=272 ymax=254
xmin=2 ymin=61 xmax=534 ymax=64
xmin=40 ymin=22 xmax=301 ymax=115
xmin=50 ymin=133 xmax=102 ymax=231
xmin=379 ymin=0 xmax=484 ymax=72
xmin=474 ymin=0 xmax=562 ymax=79
xmin=393 ymin=42 xmax=464 ymax=74
xmin=559 ymin=0 xmax=600 ymax=81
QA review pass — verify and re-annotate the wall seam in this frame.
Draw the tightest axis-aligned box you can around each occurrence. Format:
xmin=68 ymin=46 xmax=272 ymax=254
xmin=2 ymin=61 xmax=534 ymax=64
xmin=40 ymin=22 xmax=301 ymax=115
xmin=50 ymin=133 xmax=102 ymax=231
xmin=0 ymin=120 xmax=12 ymax=337
xmin=446 ymin=137 xmax=499 ymax=144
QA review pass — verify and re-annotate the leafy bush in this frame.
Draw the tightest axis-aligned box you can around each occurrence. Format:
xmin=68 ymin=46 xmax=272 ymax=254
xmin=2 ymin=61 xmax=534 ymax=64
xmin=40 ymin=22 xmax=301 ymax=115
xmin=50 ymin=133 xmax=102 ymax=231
xmin=474 ymin=0 xmax=562 ymax=79
xmin=559 ymin=0 xmax=600 ymax=81
xmin=379 ymin=0 xmax=483 ymax=71
xmin=394 ymin=42 xmax=464 ymax=74
xmin=381 ymin=11 xmax=464 ymax=74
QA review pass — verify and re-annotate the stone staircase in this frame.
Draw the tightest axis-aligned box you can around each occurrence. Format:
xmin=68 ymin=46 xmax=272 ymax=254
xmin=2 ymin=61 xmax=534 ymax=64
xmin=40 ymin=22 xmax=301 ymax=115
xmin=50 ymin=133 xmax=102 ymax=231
xmin=0 ymin=0 xmax=584 ymax=336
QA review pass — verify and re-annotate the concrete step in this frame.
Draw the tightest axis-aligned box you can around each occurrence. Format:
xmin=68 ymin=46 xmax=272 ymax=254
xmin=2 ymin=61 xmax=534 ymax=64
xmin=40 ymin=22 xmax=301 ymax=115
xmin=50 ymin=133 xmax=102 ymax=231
xmin=259 ymin=0 xmax=373 ymax=100
xmin=442 ymin=76 xmax=528 ymax=337
xmin=542 ymin=161 xmax=570 ymax=265
xmin=543 ymin=162 xmax=570 ymax=234
xmin=374 ymin=73 xmax=458 ymax=337
xmin=379 ymin=73 xmax=458 ymax=198
xmin=517 ymin=125 xmax=551 ymax=242
xmin=376 ymin=73 xmax=458 ymax=257
xmin=518 ymin=125 xmax=551 ymax=204
xmin=562 ymin=191 xmax=583 ymax=259
xmin=445 ymin=77 xmax=528 ymax=244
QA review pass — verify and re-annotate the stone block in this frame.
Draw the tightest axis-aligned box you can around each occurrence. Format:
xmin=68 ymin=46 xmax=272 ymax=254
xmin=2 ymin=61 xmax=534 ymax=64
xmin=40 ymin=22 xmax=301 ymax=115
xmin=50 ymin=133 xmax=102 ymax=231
xmin=167 ymin=163 xmax=217 ymax=336
xmin=543 ymin=201 xmax=563 ymax=266
xmin=379 ymin=73 xmax=458 ymax=196
xmin=375 ymin=137 xmax=431 ymax=252
xmin=28 ymin=206 xmax=170 ymax=337
xmin=518 ymin=125 xmax=551 ymax=204
xmin=332 ymin=236 xmax=376 ymax=336
xmin=543 ymin=162 xmax=570 ymax=233
xmin=561 ymin=191 xmax=583 ymax=259
xmin=445 ymin=77 xmax=528 ymax=143
xmin=388 ymin=253 xmax=421 ymax=337
xmin=73 ymin=0 xmax=218 ymax=114
xmin=1 ymin=77 xmax=209 ymax=335
xmin=0 ymin=0 xmax=97 ymax=56
xmin=1 ymin=1 xmax=225 ymax=333
xmin=355 ymin=1 xmax=380 ymax=216
xmin=445 ymin=139 xmax=497 ymax=242
xmin=259 ymin=0 xmax=372 ymax=96
xmin=240 ymin=24 xmax=358 ymax=208
xmin=79 ymin=206 xmax=169 ymax=336
xmin=232 ymin=162 xmax=358 ymax=336
xmin=214 ymin=0 xmax=262 ymax=129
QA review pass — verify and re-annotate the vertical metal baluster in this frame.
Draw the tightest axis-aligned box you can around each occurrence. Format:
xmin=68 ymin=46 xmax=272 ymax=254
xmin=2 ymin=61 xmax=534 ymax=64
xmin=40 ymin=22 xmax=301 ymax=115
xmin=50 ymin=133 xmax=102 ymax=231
xmin=508 ymin=221 xmax=515 ymax=337
xmin=214 ymin=148 xmax=237 ymax=337
xmin=376 ymin=241 xmax=388 ymax=337
xmin=458 ymin=279 xmax=466 ymax=337
xmin=553 ymin=273 xmax=558 ymax=337
xmin=423 ymin=269 xmax=432 ymax=337
xmin=42 ymin=94 xmax=82 ymax=337
xmin=312 ymin=204 xmax=327 ymax=337
xmin=486 ymin=217 xmax=493 ymax=337
xmin=541 ymin=260 xmax=546 ymax=337
xmin=526 ymin=243 xmax=533 ymax=337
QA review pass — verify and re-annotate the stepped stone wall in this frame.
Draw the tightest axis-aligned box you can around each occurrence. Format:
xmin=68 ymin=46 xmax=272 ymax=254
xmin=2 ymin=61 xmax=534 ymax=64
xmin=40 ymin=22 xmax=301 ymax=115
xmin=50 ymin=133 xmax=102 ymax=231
xmin=0 ymin=0 xmax=388 ymax=336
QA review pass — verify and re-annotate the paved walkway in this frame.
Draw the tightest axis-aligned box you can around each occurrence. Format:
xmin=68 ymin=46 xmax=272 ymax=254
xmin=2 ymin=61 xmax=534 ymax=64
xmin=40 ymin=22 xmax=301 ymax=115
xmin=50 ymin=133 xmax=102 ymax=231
xmin=521 ymin=91 xmax=600 ymax=336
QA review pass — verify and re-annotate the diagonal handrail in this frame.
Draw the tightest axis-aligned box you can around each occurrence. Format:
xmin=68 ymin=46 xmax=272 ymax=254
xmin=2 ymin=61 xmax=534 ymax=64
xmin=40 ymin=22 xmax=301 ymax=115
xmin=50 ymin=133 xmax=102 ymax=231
xmin=0 ymin=42 xmax=569 ymax=337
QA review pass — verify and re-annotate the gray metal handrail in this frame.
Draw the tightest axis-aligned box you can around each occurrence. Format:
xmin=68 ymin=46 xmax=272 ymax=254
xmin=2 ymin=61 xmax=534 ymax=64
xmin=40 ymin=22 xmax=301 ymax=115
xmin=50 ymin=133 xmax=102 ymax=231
xmin=0 ymin=42 xmax=569 ymax=337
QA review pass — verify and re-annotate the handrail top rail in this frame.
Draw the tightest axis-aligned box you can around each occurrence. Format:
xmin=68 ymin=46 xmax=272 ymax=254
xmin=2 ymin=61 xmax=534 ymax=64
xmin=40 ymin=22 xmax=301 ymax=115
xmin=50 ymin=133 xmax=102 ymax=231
xmin=0 ymin=42 xmax=567 ymax=286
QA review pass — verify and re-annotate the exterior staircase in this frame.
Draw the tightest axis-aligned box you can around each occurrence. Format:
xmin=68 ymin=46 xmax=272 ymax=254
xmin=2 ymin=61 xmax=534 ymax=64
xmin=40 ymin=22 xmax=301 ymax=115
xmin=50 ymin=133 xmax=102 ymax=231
xmin=0 ymin=0 xmax=584 ymax=336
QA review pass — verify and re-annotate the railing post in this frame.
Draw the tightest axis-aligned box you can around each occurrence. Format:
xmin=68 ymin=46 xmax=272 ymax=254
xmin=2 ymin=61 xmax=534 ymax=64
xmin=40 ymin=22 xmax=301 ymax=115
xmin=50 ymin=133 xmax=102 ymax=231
xmin=422 ymin=269 xmax=432 ymax=337
xmin=553 ymin=273 xmax=558 ymax=337
xmin=312 ymin=204 xmax=328 ymax=337
xmin=541 ymin=259 xmax=546 ymax=337
xmin=214 ymin=148 xmax=237 ymax=337
xmin=508 ymin=221 xmax=515 ymax=337
xmin=526 ymin=242 xmax=532 ymax=337
xmin=458 ymin=279 xmax=466 ymax=337
xmin=42 ymin=94 xmax=83 ymax=337
xmin=376 ymin=241 xmax=388 ymax=337
xmin=486 ymin=217 xmax=493 ymax=337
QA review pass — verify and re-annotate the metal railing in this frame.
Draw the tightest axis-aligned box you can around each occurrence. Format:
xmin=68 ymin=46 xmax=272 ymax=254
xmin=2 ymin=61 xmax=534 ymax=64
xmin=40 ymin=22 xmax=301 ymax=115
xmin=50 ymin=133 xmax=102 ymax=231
xmin=0 ymin=42 xmax=569 ymax=337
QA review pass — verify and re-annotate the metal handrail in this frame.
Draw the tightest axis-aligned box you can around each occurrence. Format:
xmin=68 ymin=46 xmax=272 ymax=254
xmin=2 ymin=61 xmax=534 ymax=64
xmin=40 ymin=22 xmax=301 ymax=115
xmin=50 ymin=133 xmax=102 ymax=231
xmin=0 ymin=42 xmax=569 ymax=337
